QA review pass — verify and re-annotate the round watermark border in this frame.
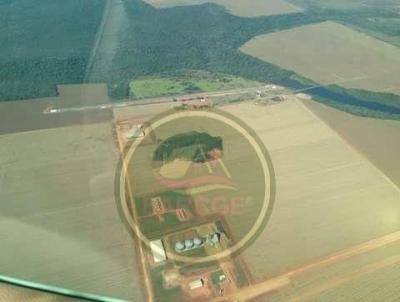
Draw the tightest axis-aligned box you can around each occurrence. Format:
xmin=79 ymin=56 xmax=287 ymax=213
xmin=114 ymin=108 xmax=276 ymax=264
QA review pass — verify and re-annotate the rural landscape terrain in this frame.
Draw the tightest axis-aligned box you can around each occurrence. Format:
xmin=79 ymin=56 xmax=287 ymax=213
xmin=241 ymin=20 xmax=400 ymax=94
xmin=2 ymin=0 xmax=400 ymax=118
xmin=0 ymin=0 xmax=399 ymax=301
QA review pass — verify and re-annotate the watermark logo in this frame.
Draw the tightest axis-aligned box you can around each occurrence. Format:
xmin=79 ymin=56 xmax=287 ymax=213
xmin=115 ymin=108 xmax=275 ymax=264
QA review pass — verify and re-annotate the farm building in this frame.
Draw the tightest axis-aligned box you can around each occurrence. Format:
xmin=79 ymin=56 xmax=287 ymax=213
xmin=150 ymin=239 xmax=167 ymax=263
xmin=125 ymin=124 xmax=145 ymax=139
xmin=189 ymin=279 xmax=204 ymax=290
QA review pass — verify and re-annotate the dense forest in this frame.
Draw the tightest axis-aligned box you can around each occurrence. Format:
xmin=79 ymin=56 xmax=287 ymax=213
xmin=0 ymin=0 xmax=105 ymax=100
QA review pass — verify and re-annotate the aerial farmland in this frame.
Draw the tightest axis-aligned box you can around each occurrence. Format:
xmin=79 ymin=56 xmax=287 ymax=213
xmin=0 ymin=122 xmax=144 ymax=301
xmin=303 ymin=99 xmax=400 ymax=187
xmin=263 ymin=234 xmax=400 ymax=302
xmin=143 ymin=0 xmax=302 ymax=17
xmin=111 ymin=90 xmax=400 ymax=301
xmin=1 ymin=0 xmax=400 ymax=300
xmin=221 ymin=97 xmax=400 ymax=300
xmin=240 ymin=21 xmax=400 ymax=94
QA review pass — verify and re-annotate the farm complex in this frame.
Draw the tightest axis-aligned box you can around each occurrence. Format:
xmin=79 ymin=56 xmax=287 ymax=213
xmin=0 ymin=76 xmax=399 ymax=301
xmin=109 ymin=84 xmax=400 ymax=301
xmin=113 ymin=95 xmax=270 ymax=301
xmin=1 ymin=0 xmax=400 ymax=300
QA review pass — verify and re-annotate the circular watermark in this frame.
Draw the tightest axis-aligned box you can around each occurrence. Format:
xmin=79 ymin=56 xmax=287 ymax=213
xmin=115 ymin=108 xmax=275 ymax=264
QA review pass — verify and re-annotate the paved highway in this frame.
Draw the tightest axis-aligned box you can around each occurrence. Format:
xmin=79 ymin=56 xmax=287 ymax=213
xmin=43 ymin=85 xmax=276 ymax=114
xmin=43 ymin=76 xmax=367 ymax=115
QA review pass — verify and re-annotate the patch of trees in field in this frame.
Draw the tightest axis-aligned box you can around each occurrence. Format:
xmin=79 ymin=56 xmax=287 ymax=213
xmin=153 ymin=131 xmax=223 ymax=163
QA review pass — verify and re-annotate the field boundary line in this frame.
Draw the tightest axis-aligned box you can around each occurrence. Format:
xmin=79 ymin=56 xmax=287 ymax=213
xmin=284 ymin=230 xmax=400 ymax=279
xmin=288 ymin=254 xmax=400 ymax=302
xmin=211 ymin=230 xmax=400 ymax=301
xmin=298 ymin=98 xmax=400 ymax=194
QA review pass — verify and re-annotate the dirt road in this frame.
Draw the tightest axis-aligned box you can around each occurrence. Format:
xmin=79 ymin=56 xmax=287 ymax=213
xmin=211 ymin=230 xmax=400 ymax=301
xmin=288 ymin=254 xmax=400 ymax=302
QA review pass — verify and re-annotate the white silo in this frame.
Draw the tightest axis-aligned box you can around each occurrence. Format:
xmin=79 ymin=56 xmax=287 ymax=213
xmin=175 ymin=241 xmax=185 ymax=252
xmin=185 ymin=239 xmax=194 ymax=249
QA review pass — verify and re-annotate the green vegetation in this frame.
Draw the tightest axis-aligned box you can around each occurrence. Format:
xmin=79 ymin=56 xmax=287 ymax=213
xmin=139 ymin=213 xmax=181 ymax=236
xmin=211 ymin=269 xmax=225 ymax=285
xmin=311 ymin=94 xmax=400 ymax=120
xmin=1 ymin=0 xmax=398 ymax=119
xmin=179 ymin=262 xmax=219 ymax=275
xmin=131 ymin=78 xmax=188 ymax=98
xmin=107 ymin=1 xmax=323 ymax=99
xmin=150 ymin=265 xmax=182 ymax=302
xmin=0 ymin=0 xmax=105 ymax=101
xmin=328 ymin=86 xmax=400 ymax=110
xmin=1 ymin=0 xmax=322 ymax=101
xmin=136 ymin=191 xmax=200 ymax=239
xmin=179 ymin=246 xmax=208 ymax=258
xmin=305 ymin=84 xmax=400 ymax=120
xmin=129 ymin=71 xmax=263 ymax=98
xmin=153 ymin=131 xmax=223 ymax=163
xmin=287 ymin=0 xmax=400 ymax=47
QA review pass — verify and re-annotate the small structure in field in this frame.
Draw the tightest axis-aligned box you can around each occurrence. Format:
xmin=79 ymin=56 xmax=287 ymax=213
xmin=151 ymin=196 xmax=166 ymax=222
xmin=176 ymin=208 xmax=192 ymax=222
xmin=150 ymin=239 xmax=167 ymax=264
xmin=295 ymin=93 xmax=312 ymax=100
xmin=125 ymin=124 xmax=145 ymax=139
xmin=265 ymin=84 xmax=283 ymax=91
xmin=189 ymin=279 xmax=204 ymax=290
xmin=176 ymin=97 xmax=212 ymax=110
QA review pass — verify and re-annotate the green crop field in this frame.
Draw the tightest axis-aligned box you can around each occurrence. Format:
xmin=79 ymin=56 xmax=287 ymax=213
xmin=129 ymin=71 xmax=263 ymax=98
xmin=131 ymin=78 xmax=188 ymax=98
xmin=140 ymin=213 xmax=181 ymax=237
xmin=135 ymin=190 xmax=201 ymax=239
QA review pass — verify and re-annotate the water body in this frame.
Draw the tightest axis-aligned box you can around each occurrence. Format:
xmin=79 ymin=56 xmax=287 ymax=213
xmin=280 ymin=78 xmax=400 ymax=115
